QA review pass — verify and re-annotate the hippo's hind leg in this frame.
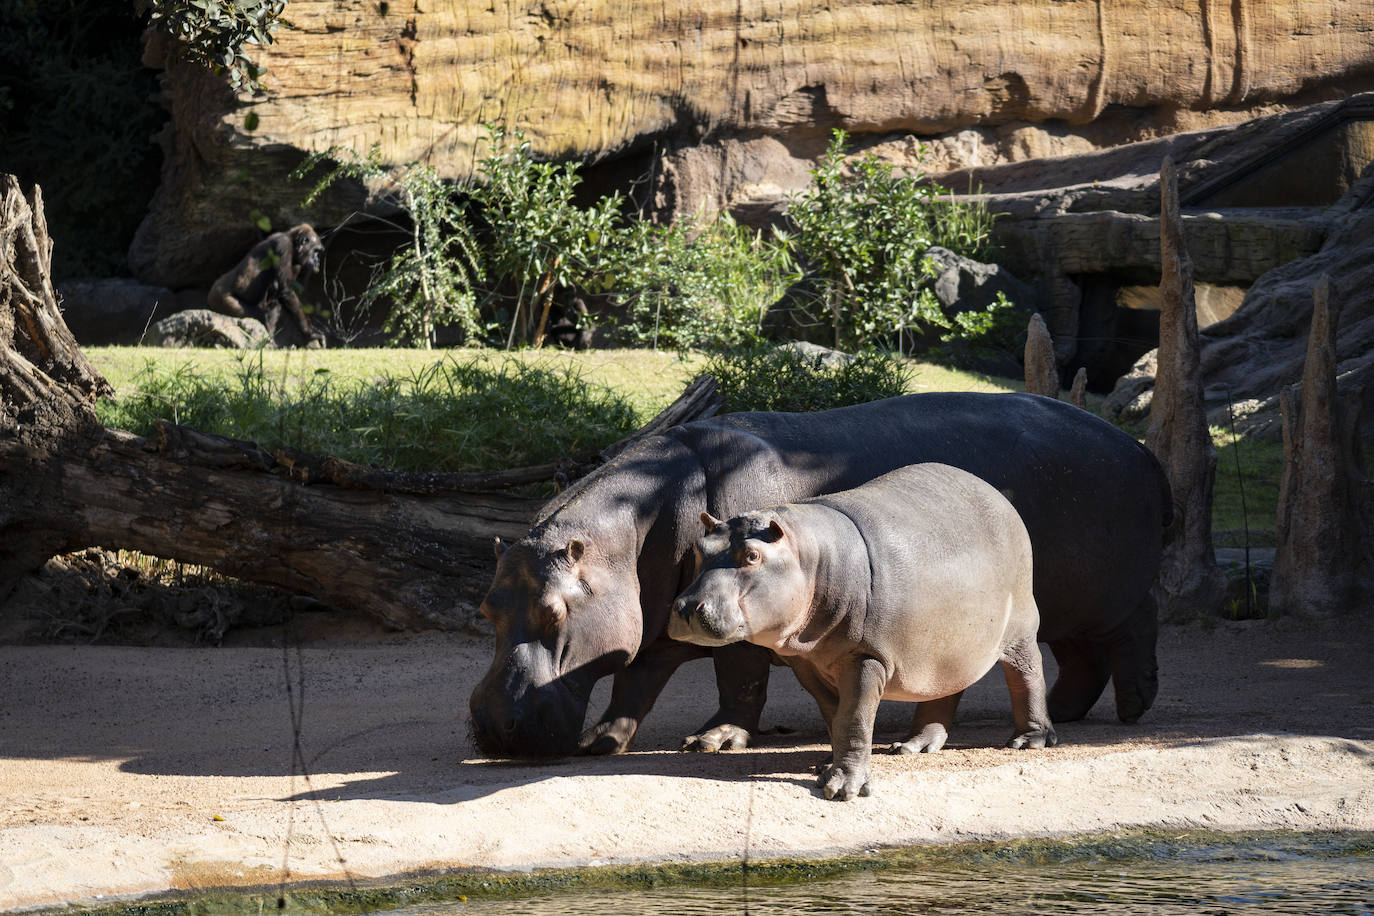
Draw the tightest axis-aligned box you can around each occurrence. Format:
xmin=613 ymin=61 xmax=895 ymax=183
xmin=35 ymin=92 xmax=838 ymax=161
xmin=889 ymin=692 xmax=962 ymax=755
xmin=1046 ymin=637 xmax=1112 ymax=722
xmin=1105 ymin=592 xmax=1159 ymax=724
xmin=681 ymin=641 xmax=772 ymax=752
xmin=1000 ymin=633 xmax=1058 ymax=750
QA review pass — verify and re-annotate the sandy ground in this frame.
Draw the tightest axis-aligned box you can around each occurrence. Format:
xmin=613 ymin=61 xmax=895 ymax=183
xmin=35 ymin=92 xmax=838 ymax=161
xmin=1 ymin=613 xmax=1372 ymax=912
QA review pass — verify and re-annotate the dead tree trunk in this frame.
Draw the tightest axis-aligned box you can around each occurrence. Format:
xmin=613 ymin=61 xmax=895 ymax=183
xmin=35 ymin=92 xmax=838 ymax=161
xmin=1146 ymin=157 xmax=1225 ymax=619
xmin=1269 ymin=275 xmax=1365 ymax=617
xmin=0 ymin=177 xmax=721 ymax=629
xmin=1023 ymin=312 xmax=1059 ymax=399
xmin=1068 ymin=367 xmax=1089 ymax=411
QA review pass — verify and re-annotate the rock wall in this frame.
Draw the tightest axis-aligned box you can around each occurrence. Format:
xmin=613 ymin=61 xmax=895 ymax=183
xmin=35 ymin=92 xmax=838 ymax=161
xmin=132 ymin=0 xmax=1374 ymax=287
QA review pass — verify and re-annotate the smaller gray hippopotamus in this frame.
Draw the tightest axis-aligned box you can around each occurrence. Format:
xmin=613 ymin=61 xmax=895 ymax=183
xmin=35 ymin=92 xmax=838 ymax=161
xmin=667 ymin=462 xmax=1058 ymax=800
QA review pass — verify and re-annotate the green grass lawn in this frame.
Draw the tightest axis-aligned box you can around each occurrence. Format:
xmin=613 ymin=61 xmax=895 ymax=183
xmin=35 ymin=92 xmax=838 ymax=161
xmin=85 ymin=345 xmax=1278 ymax=546
xmin=87 ymin=346 xmax=1022 ymax=424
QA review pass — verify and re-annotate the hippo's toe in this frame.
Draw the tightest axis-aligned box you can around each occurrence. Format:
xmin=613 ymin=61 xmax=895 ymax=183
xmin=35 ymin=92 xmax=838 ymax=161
xmin=577 ymin=717 xmax=637 ymax=755
xmin=889 ymin=722 xmax=950 ymax=755
xmin=1006 ymin=724 xmax=1059 ymax=750
xmin=681 ymin=724 xmax=751 ymax=752
xmin=818 ymin=763 xmax=872 ymax=801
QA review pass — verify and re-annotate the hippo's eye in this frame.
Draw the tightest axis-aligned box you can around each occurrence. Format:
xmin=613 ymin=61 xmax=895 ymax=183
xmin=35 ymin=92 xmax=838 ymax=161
xmin=743 ymin=548 xmax=762 ymax=566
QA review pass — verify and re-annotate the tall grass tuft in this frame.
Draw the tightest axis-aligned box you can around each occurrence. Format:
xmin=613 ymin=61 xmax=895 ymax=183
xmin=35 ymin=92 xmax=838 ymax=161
xmin=97 ymin=353 xmax=640 ymax=472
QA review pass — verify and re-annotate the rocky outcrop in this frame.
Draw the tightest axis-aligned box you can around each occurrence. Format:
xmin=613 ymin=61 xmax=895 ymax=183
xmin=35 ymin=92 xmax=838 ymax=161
xmin=132 ymin=0 xmax=1374 ymax=288
xmin=960 ymin=94 xmax=1374 ymax=390
xmin=1103 ymin=158 xmax=1374 ymax=436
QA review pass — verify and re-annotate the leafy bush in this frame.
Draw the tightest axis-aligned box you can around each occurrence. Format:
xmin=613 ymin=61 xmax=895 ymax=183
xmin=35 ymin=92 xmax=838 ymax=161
xmin=928 ymin=290 xmax=1026 ymax=370
xmin=136 ymin=0 xmax=286 ymax=89
xmin=704 ymin=344 xmax=912 ymax=414
xmin=98 ymin=353 xmax=640 ymax=473
xmin=472 ymin=124 xmax=623 ymax=348
xmin=296 ymin=146 xmax=485 ymax=349
xmin=608 ymin=212 xmax=798 ymax=352
xmin=783 ymin=129 xmax=1004 ymax=355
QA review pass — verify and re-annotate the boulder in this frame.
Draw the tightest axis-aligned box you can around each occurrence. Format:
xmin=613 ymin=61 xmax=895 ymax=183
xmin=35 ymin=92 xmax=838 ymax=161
xmin=56 ymin=278 xmax=179 ymax=346
xmin=142 ymin=310 xmax=271 ymax=349
xmin=774 ymin=341 xmax=853 ymax=369
xmin=925 ymin=246 xmax=1035 ymax=318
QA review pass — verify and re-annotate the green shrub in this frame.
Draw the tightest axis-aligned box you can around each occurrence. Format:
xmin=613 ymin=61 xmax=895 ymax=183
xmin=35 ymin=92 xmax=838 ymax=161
xmin=296 ymin=146 xmax=485 ymax=349
xmin=98 ymin=353 xmax=639 ymax=473
xmin=783 ymin=129 xmax=1004 ymax=355
xmin=473 ymin=124 xmax=623 ymax=348
xmin=136 ymin=0 xmax=286 ymax=90
xmin=927 ymin=290 xmax=1027 ymax=370
xmin=704 ymin=344 xmax=913 ymax=414
xmin=608 ymin=212 xmax=799 ymax=352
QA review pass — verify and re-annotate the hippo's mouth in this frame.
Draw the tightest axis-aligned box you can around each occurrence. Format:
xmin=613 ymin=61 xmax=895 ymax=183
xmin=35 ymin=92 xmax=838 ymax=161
xmin=468 ymin=674 xmax=592 ymax=759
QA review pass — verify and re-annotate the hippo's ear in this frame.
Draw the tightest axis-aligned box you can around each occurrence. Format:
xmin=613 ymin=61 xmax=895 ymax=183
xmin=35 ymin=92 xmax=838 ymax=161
xmin=700 ymin=511 xmax=723 ymax=532
xmin=493 ymin=537 xmax=506 ymax=559
xmin=762 ymin=519 xmax=786 ymax=543
xmin=565 ymin=539 xmax=585 ymax=563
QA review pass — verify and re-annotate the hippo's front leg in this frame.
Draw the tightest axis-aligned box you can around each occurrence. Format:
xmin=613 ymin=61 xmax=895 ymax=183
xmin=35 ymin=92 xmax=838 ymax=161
xmin=681 ymin=642 xmax=772 ymax=752
xmin=579 ymin=638 xmax=708 ymax=754
xmin=818 ymin=655 xmax=886 ymax=801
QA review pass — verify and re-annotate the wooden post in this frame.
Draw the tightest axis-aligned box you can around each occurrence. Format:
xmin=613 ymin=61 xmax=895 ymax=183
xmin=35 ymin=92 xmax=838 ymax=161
xmin=1269 ymin=275 xmax=1362 ymax=616
xmin=1068 ymin=367 xmax=1089 ymax=410
xmin=1145 ymin=157 xmax=1225 ymax=618
xmin=1023 ymin=312 xmax=1059 ymax=398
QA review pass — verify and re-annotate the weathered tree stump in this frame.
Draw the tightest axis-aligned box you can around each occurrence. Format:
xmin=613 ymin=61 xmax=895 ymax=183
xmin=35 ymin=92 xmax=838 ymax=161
xmin=1269 ymin=275 xmax=1368 ymax=616
xmin=1023 ymin=312 xmax=1059 ymax=398
xmin=1069 ymin=367 xmax=1089 ymax=411
xmin=1146 ymin=157 xmax=1225 ymax=619
xmin=0 ymin=176 xmax=722 ymax=630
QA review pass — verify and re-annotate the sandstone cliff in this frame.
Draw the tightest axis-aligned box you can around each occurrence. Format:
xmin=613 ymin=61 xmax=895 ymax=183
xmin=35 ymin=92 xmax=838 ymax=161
xmin=132 ymin=0 xmax=1374 ymax=288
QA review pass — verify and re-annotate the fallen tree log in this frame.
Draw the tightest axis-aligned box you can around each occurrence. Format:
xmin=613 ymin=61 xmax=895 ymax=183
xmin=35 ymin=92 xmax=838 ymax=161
xmin=0 ymin=175 xmax=721 ymax=630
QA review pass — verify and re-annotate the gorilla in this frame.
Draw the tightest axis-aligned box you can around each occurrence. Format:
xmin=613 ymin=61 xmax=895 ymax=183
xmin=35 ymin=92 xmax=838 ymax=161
xmin=207 ymin=224 xmax=327 ymax=347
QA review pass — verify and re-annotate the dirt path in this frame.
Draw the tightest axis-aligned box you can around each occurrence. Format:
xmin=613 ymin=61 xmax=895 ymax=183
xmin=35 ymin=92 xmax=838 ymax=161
xmin=1 ymin=615 xmax=1372 ymax=911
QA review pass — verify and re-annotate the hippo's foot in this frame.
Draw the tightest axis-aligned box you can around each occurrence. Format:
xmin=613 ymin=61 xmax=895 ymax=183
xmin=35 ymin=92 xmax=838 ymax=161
xmin=888 ymin=722 xmax=949 ymax=755
xmin=681 ymin=724 xmax=751 ymax=752
xmin=1006 ymin=724 xmax=1058 ymax=750
xmin=1111 ymin=671 xmax=1157 ymax=724
xmin=817 ymin=762 xmax=871 ymax=801
xmin=577 ymin=717 xmax=637 ymax=755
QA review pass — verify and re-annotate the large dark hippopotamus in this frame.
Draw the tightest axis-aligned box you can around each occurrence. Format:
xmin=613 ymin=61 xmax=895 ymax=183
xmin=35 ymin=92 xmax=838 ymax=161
xmin=469 ymin=392 xmax=1170 ymax=758
xmin=668 ymin=463 xmax=1057 ymax=800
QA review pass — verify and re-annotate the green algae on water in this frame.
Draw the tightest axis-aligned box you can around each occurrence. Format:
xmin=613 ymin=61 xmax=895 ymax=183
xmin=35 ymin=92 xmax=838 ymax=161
xmin=51 ymin=829 xmax=1374 ymax=916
